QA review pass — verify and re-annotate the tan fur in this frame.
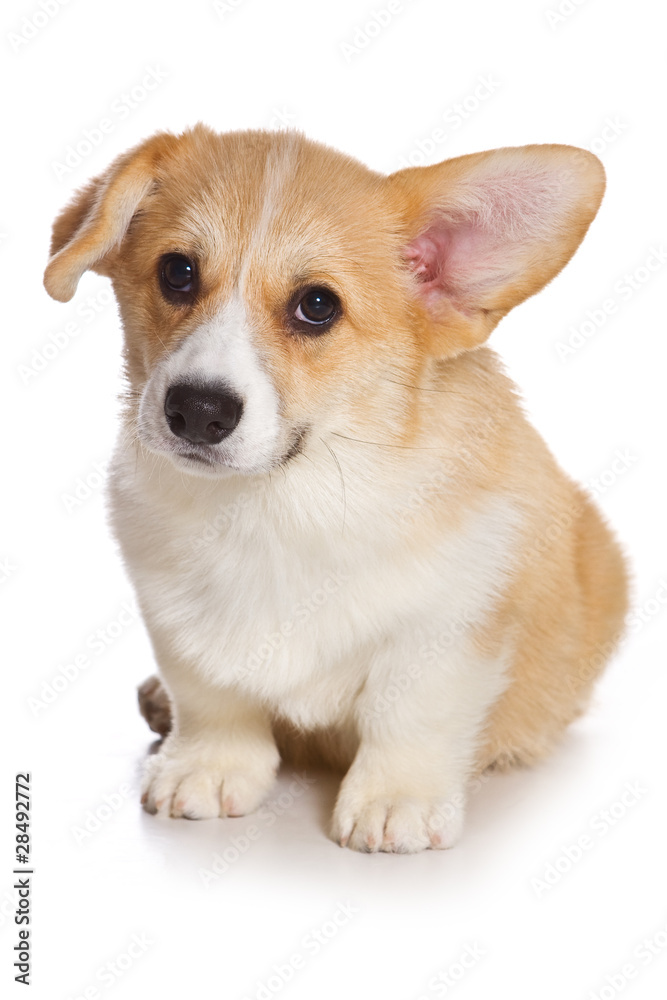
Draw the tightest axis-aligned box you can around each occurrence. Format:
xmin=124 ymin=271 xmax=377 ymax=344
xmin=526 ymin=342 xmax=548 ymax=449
xmin=45 ymin=124 xmax=628 ymax=850
xmin=134 ymin=339 xmax=628 ymax=776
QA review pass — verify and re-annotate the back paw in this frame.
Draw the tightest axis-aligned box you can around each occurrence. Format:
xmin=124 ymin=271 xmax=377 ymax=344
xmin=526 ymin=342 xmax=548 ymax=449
xmin=137 ymin=675 xmax=173 ymax=738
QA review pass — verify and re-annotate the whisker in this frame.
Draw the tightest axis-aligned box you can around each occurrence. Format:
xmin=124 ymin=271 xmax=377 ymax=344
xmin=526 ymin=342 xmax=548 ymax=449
xmin=321 ymin=438 xmax=347 ymax=533
xmin=381 ymin=377 xmax=465 ymax=396
xmin=331 ymin=432 xmax=450 ymax=452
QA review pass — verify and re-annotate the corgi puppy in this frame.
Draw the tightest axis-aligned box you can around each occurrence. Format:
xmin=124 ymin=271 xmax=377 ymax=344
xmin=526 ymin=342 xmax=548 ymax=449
xmin=44 ymin=126 xmax=628 ymax=853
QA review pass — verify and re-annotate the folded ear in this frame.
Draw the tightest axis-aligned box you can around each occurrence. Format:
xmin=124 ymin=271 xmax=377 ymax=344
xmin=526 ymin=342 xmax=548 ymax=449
xmin=387 ymin=144 xmax=605 ymax=357
xmin=44 ymin=131 xmax=178 ymax=302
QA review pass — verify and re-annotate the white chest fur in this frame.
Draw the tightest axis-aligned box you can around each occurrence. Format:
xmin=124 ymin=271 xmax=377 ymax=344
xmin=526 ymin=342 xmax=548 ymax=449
xmin=108 ymin=435 xmax=521 ymax=730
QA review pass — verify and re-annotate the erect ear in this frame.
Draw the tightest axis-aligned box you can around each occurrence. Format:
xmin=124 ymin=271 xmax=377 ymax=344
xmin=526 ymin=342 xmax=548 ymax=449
xmin=44 ymin=131 xmax=178 ymax=302
xmin=387 ymin=144 xmax=605 ymax=357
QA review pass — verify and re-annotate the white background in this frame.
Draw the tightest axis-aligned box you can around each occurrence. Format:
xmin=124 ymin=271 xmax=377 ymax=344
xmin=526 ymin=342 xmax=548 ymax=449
xmin=2 ymin=1 xmax=666 ymax=998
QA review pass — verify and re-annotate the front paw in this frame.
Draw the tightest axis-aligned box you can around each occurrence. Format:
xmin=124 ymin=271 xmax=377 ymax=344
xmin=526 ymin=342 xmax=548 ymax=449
xmin=331 ymin=786 xmax=465 ymax=853
xmin=141 ymin=737 xmax=279 ymax=819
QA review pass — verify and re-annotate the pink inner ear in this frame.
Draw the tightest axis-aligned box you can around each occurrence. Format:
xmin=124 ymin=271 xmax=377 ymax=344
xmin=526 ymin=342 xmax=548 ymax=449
xmin=402 ymin=161 xmax=579 ymax=316
xmin=405 ymin=219 xmax=496 ymax=314
xmin=404 ymin=230 xmax=450 ymax=283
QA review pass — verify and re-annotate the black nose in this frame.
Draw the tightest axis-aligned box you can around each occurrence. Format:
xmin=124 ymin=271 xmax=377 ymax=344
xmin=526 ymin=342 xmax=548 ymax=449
xmin=164 ymin=382 xmax=243 ymax=445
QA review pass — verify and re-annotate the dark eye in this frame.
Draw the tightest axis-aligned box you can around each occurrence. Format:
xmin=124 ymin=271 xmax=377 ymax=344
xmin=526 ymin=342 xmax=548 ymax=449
xmin=160 ymin=254 xmax=196 ymax=299
xmin=294 ymin=287 xmax=339 ymax=328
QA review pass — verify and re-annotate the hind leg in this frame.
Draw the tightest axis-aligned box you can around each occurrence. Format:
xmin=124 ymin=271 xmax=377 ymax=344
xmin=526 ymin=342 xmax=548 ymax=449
xmin=138 ymin=675 xmax=357 ymax=773
xmin=137 ymin=675 xmax=173 ymax=738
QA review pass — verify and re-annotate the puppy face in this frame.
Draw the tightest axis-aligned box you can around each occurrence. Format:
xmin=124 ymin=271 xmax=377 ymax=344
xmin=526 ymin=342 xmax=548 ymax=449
xmin=121 ymin=130 xmax=415 ymax=477
xmin=44 ymin=126 xmax=605 ymax=478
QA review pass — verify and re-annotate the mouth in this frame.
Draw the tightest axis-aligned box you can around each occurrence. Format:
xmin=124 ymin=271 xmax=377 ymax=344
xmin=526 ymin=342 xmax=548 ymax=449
xmin=282 ymin=426 xmax=309 ymax=464
xmin=173 ymin=444 xmax=218 ymax=467
xmin=168 ymin=425 xmax=310 ymax=475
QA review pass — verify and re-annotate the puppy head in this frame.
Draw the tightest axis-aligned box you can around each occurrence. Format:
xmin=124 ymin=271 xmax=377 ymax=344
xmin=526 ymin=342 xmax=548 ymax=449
xmin=44 ymin=125 xmax=604 ymax=478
